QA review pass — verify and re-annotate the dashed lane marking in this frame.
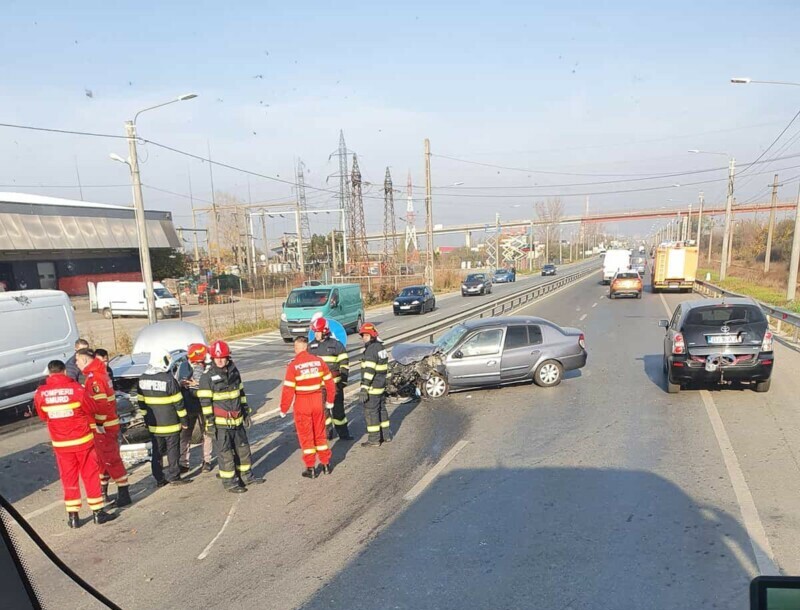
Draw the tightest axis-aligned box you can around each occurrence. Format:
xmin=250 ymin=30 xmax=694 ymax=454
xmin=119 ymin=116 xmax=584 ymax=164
xmin=659 ymin=291 xmax=779 ymax=575
xmin=579 ymin=313 xmax=587 ymax=321
xmin=403 ymin=440 xmax=469 ymax=502
xmin=592 ymin=302 xmax=598 ymax=308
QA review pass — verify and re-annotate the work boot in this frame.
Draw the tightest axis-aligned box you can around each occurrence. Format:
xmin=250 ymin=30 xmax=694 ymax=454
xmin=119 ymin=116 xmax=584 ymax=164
xmin=92 ymin=509 xmax=117 ymax=525
xmin=179 ymin=465 xmax=190 ymax=475
xmin=301 ymin=467 xmax=316 ymax=479
xmin=116 ymin=486 xmax=132 ymax=508
xmin=67 ymin=513 xmax=80 ymax=529
xmin=382 ymin=434 xmax=393 ymax=444
xmin=156 ymin=479 xmax=169 ymax=488
xmin=201 ymin=462 xmax=213 ymax=473
xmin=361 ymin=441 xmax=380 ymax=448
xmin=321 ymin=463 xmax=332 ymax=475
xmin=170 ymin=478 xmax=192 ymax=486
xmin=243 ymin=475 xmax=265 ymax=485
xmin=225 ymin=485 xmax=247 ymax=494
xmin=100 ymin=483 xmax=110 ymax=505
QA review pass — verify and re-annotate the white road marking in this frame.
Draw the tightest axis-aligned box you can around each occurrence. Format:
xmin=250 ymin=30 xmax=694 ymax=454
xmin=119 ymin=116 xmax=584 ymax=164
xmin=658 ymin=292 xmax=779 ymax=575
xmin=404 ymin=440 xmax=469 ymax=502
xmin=251 ymin=407 xmax=281 ymax=424
xmin=579 ymin=313 xmax=587 ymax=321
xmin=22 ymin=499 xmax=63 ymax=521
xmin=197 ymin=497 xmax=240 ymax=560
xmin=592 ymin=302 xmax=598 ymax=308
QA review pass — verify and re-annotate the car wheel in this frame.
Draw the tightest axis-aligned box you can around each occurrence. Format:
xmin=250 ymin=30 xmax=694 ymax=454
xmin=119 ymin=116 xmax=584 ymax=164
xmin=156 ymin=309 xmax=165 ymax=320
xmin=754 ymin=379 xmax=771 ymax=393
xmin=665 ymin=369 xmax=681 ymax=394
xmin=421 ymin=372 xmax=449 ymax=399
xmin=534 ymin=360 xmax=563 ymax=387
xmin=355 ymin=314 xmax=364 ymax=333
xmin=393 ymin=311 xmax=399 ymax=316
xmin=103 ymin=308 xmax=113 ymax=319
xmin=609 ymin=292 xmax=615 ymax=299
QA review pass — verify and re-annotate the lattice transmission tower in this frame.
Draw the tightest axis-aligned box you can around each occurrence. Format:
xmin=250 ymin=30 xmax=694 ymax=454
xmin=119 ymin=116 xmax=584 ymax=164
xmin=383 ymin=167 xmax=398 ymax=269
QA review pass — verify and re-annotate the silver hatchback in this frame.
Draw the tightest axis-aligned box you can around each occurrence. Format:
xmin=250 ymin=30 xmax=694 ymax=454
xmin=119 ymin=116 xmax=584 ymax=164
xmin=391 ymin=316 xmax=587 ymax=399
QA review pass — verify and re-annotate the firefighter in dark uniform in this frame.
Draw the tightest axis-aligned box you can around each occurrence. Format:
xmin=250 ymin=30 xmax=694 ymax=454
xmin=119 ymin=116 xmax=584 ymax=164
xmin=198 ymin=341 xmax=264 ymax=493
xmin=137 ymin=349 xmax=192 ymax=487
xmin=308 ymin=317 xmax=353 ymax=441
xmin=358 ymin=323 xmax=392 ymax=447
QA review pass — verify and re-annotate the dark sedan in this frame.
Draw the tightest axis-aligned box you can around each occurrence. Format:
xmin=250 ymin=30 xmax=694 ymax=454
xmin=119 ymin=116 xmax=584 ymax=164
xmin=660 ymin=298 xmax=774 ymax=393
xmin=393 ymin=285 xmax=436 ymax=315
xmin=541 ymin=264 xmax=557 ymax=276
xmin=461 ymin=273 xmax=493 ymax=296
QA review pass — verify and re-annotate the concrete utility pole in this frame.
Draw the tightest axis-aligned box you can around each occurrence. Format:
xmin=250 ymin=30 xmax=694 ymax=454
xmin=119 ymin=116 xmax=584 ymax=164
xmin=189 ymin=174 xmax=200 ymax=264
xmin=719 ymin=157 xmax=736 ymax=281
xmin=260 ymin=214 xmax=268 ymax=274
xmin=424 ymin=138 xmax=434 ymax=287
xmin=125 ymin=120 xmax=157 ymax=324
xmin=696 ymin=192 xmax=704 ymax=246
xmin=707 ymin=219 xmax=714 ymax=263
xmin=294 ymin=209 xmax=305 ymax=274
xmin=787 ymin=185 xmax=800 ymax=301
xmin=727 ymin=220 xmax=735 ymax=269
xmin=207 ymin=141 xmax=221 ymax=271
xmin=545 ymin=224 xmax=550 ymax=262
xmin=765 ymin=174 xmax=780 ymax=273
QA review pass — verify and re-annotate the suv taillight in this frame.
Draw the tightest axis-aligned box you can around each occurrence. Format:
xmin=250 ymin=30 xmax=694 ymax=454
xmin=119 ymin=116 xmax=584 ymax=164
xmin=672 ymin=333 xmax=685 ymax=355
xmin=761 ymin=331 xmax=773 ymax=352
xmin=579 ymin=333 xmax=586 ymax=349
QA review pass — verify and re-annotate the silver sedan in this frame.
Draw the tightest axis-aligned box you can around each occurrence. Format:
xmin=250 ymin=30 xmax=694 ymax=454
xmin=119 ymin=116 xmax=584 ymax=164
xmin=390 ymin=316 xmax=587 ymax=399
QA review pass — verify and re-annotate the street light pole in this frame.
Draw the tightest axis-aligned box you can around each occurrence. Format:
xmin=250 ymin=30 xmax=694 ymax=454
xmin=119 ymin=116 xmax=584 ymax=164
xmin=424 ymin=138 xmax=435 ymax=287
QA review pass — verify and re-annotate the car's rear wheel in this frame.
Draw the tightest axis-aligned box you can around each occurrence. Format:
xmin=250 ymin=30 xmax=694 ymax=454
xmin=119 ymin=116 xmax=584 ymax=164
xmin=665 ymin=367 xmax=681 ymax=393
xmin=534 ymin=360 xmax=563 ymax=387
xmin=421 ymin=372 xmax=449 ymax=399
xmin=754 ymin=379 xmax=771 ymax=393
xmin=103 ymin=308 xmax=113 ymax=319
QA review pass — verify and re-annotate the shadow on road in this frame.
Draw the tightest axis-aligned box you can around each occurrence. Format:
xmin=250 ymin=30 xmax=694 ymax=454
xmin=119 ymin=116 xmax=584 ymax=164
xmin=300 ymin=467 xmax=760 ymax=610
xmin=639 ymin=354 xmax=667 ymax=392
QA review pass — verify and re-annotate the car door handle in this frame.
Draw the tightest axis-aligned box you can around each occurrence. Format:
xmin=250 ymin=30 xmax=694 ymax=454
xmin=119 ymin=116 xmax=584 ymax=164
xmin=487 ymin=360 xmax=497 ymax=366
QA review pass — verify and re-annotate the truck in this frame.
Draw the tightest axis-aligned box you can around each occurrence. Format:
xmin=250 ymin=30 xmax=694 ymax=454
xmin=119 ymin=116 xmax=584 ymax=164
xmin=651 ymin=243 xmax=699 ymax=292
xmin=89 ymin=281 xmax=181 ymax=319
xmin=602 ymin=249 xmax=632 ymax=284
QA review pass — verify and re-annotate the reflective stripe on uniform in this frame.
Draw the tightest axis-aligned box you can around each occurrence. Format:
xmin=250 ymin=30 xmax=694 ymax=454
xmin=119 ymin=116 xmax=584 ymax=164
xmin=176 ymin=409 xmax=188 ymax=418
xmin=103 ymin=418 xmax=120 ymax=428
xmin=320 ymin=355 xmax=337 ymax=363
xmin=142 ymin=393 xmax=182 ymax=405
xmin=284 ymin=380 xmax=296 ymax=387
xmin=337 ymin=353 xmax=349 ymax=362
xmin=215 ymin=416 xmax=244 ymax=426
xmin=202 ymin=406 xmax=213 ymax=415
xmin=211 ymin=390 xmax=241 ymax=401
xmin=41 ymin=401 xmax=81 ymax=413
xmin=236 ymin=464 xmax=251 ymax=472
xmin=332 ymin=417 xmax=348 ymax=425
xmin=332 ymin=376 xmax=341 ymax=383
xmin=380 ymin=421 xmax=390 ymax=428
xmin=197 ymin=389 xmax=213 ymax=398
xmin=52 ymin=433 xmax=94 ymax=448
xmin=366 ymin=424 xmax=381 ymax=433
xmin=303 ymin=448 xmax=317 ymax=455
xmin=65 ymin=499 xmax=82 ymax=506
xmin=138 ymin=409 xmax=148 ymax=417
xmin=296 ymin=372 xmax=323 ymax=381
xmin=362 ymin=360 xmax=377 ymax=368
xmin=95 ymin=414 xmax=107 ymax=421
xmin=325 ymin=416 xmax=332 ymax=425
xmin=240 ymin=396 xmax=248 ymax=404
xmin=316 ymin=444 xmax=329 ymax=452
xmin=374 ymin=364 xmax=388 ymax=371
xmin=296 ymin=384 xmax=321 ymax=392
xmin=362 ymin=372 xmax=375 ymax=381
xmin=322 ymin=373 xmax=332 ymax=380
xmin=219 ymin=470 xmax=236 ymax=479
xmin=148 ymin=423 xmax=182 ymax=434
xmin=66 ymin=505 xmax=81 ymax=513
xmin=87 ymin=497 xmax=104 ymax=510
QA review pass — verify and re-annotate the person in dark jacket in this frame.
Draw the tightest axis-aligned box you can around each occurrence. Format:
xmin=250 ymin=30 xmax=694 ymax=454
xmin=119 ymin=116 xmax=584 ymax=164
xmin=137 ymin=349 xmax=191 ymax=487
xmin=179 ymin=343 xmax=214 ymax=473
xmin=358 ymin=323 xmax=392 ymax=447
xmin=198 ymin=341 xmax=263 ymax=493
xmin=65 ymin=338 xmax=90 ymax=382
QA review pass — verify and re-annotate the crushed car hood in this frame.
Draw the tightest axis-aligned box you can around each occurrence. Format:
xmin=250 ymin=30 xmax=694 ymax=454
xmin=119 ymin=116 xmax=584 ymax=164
xmin=391 ymin=342 xmax=440 ymax=364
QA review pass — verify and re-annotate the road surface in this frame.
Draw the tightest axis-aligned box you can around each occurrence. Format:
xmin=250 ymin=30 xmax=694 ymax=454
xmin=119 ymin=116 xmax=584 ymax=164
xmin=3 ymin=263 xmax=799 ymax=609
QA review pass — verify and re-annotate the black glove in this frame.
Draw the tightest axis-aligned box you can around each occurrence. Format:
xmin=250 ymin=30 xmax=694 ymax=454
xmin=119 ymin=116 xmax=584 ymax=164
xmin=359 ymin=388 xmax=369 ymax=403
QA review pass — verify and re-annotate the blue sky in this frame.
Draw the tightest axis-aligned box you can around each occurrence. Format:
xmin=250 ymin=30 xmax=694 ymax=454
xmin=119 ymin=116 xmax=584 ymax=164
xmin=2 ymin=0 xmax=800 ymax=243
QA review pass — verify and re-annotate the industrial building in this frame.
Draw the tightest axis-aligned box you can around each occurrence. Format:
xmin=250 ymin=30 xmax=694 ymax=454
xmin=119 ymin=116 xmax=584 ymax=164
xmin=0 ymin=193 xmax=181 ymax=295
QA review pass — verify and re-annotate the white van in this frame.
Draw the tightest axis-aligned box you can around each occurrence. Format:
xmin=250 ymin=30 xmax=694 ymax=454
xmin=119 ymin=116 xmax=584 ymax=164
xmin=602 ymin=249 xmax=632 ymax=284
xmin=0 ymin=290 xmax=79 ymax=412
xmin=89 ymin=281 xmax=181 ymax=319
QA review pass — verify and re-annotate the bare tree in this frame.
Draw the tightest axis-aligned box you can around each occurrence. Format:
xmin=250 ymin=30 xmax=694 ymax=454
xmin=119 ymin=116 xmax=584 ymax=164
xmin=535 ymin=198 xmax=564 ymax=260
xmin=210 ymin=192 xmax=249 ymax=270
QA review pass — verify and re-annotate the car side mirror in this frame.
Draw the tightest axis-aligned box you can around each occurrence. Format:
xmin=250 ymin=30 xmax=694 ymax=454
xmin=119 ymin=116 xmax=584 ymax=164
xmin=453 ymin=350 xmax=463 ymax=359
xmin=282 ymin=301 xmax=286 ymax=307
xmin=658 ymin=319 xmax=669 ymax=328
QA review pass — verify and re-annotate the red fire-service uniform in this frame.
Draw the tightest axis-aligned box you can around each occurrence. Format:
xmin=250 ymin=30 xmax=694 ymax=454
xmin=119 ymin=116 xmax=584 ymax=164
xmin=34 ymin=373 xmax=104 ymax=514
xmin=280 ymin=351 xmax=336 ymax=467
xmin=83 ymin=358 xmax=129 ymax=491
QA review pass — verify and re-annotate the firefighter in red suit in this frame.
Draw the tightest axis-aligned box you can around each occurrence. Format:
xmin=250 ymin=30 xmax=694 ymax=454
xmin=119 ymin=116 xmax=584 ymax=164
xmin=280 ymin=336 xmax=336 ymax=479
xmin=76 ymin=349 xmax=131 ymax=507
xmin=34 ymin=360 xmax=117 ymax=528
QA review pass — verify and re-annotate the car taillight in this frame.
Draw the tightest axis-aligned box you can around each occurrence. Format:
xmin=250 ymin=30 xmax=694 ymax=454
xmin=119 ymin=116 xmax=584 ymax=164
xmin=672 ymin=333 xmax=685 ymax=354
xmin=761 ymin=331 xmax=773 ymax=352
xmin=579 ymin=333 xmax=586 ymax=349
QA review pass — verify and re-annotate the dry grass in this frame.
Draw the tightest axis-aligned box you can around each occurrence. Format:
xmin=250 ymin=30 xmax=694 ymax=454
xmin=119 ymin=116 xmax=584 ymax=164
xmin=698 ymin=265 xmax=800 ymax=313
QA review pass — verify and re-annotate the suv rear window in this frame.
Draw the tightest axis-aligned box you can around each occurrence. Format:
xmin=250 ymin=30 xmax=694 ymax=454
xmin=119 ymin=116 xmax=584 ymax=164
xmin=684 ymin=305 xmax=765 ymax=327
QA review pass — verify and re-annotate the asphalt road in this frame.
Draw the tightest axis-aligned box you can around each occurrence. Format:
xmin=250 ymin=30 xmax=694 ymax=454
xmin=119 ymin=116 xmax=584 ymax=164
xmin=4 ymin=265 xmax=800 ymax=609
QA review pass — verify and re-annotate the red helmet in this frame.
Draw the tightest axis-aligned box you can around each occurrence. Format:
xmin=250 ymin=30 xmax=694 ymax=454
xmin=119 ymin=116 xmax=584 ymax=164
xmin=210 ymin=340 xmax=231 ymax=359
xmin=310 ymin=317 xmax=329 ymax=333
xmin=187 ymin=343 xmax=208 ymax=363
xmin=359 ymin=322 xmax=379 ymax=339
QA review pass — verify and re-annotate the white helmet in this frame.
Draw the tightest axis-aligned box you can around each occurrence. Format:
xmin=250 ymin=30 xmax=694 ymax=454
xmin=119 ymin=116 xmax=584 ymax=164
xmin=148 ymin=348 xmax=172 ymax=372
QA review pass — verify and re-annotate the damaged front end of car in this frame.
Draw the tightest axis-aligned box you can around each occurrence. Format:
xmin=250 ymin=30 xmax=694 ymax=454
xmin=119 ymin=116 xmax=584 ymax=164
xmin=387 ymin=343 xmax=447 ymax=399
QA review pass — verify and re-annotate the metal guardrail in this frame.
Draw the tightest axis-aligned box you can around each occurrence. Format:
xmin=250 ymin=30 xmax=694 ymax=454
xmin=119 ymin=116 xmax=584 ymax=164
xmin=694 ymin=279 xmax=800 ymax=343
xmin=362 ymin=259 xmax=601 ymax=351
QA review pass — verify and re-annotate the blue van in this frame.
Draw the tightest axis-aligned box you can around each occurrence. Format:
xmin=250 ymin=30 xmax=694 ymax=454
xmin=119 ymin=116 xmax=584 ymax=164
xmin=280 ymin=283 xmax=365 ymax=342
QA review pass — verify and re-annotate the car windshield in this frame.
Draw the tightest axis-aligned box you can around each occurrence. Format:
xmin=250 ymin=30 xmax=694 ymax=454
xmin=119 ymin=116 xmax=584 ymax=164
xmin=684 ymin=305 xmax=765 ymax=326
xmin=400 ymin=287 xmax=424 ymax=297
xmin=435 ymin=324 xmax=468 ymax=352
xmin=286 ymin=289 xmax=331 ymax=307
xmin=466 ymin=274 xmax=485 ymax=282
xmin=544 ymin=265 xmax=555 ymax=269
xmin=153 ymin=288 xmax=173 ymax=299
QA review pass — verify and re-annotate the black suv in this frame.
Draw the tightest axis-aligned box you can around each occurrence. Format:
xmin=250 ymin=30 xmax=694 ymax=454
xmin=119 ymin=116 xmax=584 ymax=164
xmin=659 ymin=298 xmax=774 ymax=393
